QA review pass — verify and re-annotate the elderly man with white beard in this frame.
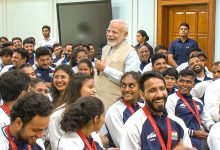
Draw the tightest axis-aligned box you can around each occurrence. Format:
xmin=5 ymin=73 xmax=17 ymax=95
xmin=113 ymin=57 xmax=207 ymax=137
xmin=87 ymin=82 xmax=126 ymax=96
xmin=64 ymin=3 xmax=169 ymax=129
xmin=94 ymin=19 xmax=140 ymax=110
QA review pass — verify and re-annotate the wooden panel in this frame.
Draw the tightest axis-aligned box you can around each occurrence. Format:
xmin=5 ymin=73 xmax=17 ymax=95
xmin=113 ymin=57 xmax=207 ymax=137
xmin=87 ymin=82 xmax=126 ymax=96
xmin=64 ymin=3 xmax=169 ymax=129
xmin=198 ymin=11 xmax=208 ymax=33
xmin=198 ymin=36 xmax=208 ymax=52
xmin=173 ymin=12 xmax=184 ymax=33
xmin=186 ymin=12 xmax=197 ymax=34
xmin=188 ymin=35 xmax=197 ymax=41
xmin=172 ymin=35 xmax=180 ymax=41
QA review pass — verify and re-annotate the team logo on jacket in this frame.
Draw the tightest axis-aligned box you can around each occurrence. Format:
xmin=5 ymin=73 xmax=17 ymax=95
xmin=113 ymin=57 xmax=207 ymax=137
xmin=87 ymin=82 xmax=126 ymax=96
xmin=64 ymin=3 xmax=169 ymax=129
xmin=179 ymin=103 xmax=186 ymax=108
xmin=36 ymin=73 xmax=41 ymax=77
xmin=171 ymin=131 xmax=178 ymax=140
xmin=147 ymin=132 xmax=156 ymax=141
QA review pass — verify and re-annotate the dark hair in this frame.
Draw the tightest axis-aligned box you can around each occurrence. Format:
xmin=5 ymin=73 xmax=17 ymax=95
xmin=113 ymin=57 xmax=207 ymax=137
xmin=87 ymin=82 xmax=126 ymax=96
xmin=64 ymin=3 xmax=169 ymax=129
xmin=83 ymin=44 xmax=90 ymax=51
xmin=163 ymin=68 xmax=178 ymax=80
xmin=17 ymin=63 xmax=33 ymax=70
xmin=78 ymin=58 xmax=94 ymax=76
xmin=10 ymin=92 xmax=53 ymax=126
xmin=188 ymin=53 xmax=200 ymax=62
xmin=23 ymin=37 xmax=35 ymax=46
xmin=53 ymin=43 xmax=62 ymax=49
xmin=51 ymin=65 xmax=74 ymax=104
xmin=28 ymin=37 xmax=36 ymax=45
xmin=42 ymin=25 xmax=51 ymax=31
xmin=54 ymin=73 xmax=93 ymax=109
xmin=1 ymin=41 xmax=14 ymax=49
xmin=151 ymin=53 xmax=167 ymax=66
xmin=178 ymin=69 xmax=196 ymax=80
xmin=35 ymin=47 xmax=51 ymax=59
xmin=0 ymin=36 xmax=8 ymax=42
xmin=30 ymin=78 xmax=46 ymax=88
xmin=0 ymin=48 xmax=13 ymax=56
xmin=189 ymin=48 xmax=202 ymax=55
xmin=212 ymin=61 xmax=220 ymax=67
xmin=0 ymin=71 xmax=31 ymax=102
xmin=139 ymin=71 xmax=165 ymax=92
xmin=14 ymin=48 xmax=30 ymax=63
xmin=197 ymin=52 xmax=207 ymax=60
xmin=120 ymin=71 xmax=141 ymax=84
xmin=12 ymin=37 xmax=22 ymax=42
xmin=137 ymin=30 xmax=149 ymax=42
xmin=69 ymin=47 xmax=88 ymax=67
xmin=60 ymin=96 xmax=104 ymax=132
xmin=154 ymin=45 xmax=168 ymax=54
xmin=179 ymin=22 xmax=189 ymax=30
xmin=65 ymin=43 xmax=73 ymax=48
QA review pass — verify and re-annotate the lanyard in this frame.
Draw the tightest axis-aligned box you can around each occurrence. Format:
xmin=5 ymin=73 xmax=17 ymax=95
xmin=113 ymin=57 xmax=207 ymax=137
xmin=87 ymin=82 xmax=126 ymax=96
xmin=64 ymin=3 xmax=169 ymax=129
xmin=177 ymin=92 xmax=201 ymax=125
xmin=1 ymin=104 xmax=10 ymax=116
xmin=142 ymin=106 xmax=172 ymax=150
xmin=77 ymin=130 xmax=97 ymax=150
xmin=122 ymin=99 xmax=135 ymax=114
xmin=5 ymin=126 xmax=32 ymax=150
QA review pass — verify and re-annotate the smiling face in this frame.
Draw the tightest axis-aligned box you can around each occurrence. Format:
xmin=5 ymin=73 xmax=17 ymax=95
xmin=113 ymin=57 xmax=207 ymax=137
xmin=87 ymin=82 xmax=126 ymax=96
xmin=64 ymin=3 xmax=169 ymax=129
xmin=137 ymin=45 xmax=150 ymax=62
xmin=53 ymin=70 xmax=71 ymax=92
xmin=177 ymin=75 xmax=195 ymax=96
xmin=120 ymin=74 xmax=139 ymax=103
xmin=78 ymin=63 xmax=92 ymax=76
xmin=152 ymin=58 xmax=168 ymax=74
xmin=15 ymin=115 xmax=50 ymax=145
xmin=142 ymin=77 xmax=168 ymax=114
xmin=106 ymin=21 xmax=127 ymax=47
xmin=23 ymin=43 xmax=34 ymax=56
xmin=12 ymin=52 xmax=26 ymax=67
xmin=188 ymin=57 xmax=203 ymax=74
xmin=80 ymin=79 xmax=96 ymax=97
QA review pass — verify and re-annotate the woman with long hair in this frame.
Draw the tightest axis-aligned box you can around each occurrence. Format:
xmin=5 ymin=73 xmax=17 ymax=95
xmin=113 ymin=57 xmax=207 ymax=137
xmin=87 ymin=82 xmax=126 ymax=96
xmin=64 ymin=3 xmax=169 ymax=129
xmin=50 ymin=64 xmax=74 ymax=104
xmin=104 ymin=71 xmax=144 ymax=148
xmin=49 ymin=73 xmax=96 ymax=150
xmin=58 ymin=96 xmax=105 ymax=150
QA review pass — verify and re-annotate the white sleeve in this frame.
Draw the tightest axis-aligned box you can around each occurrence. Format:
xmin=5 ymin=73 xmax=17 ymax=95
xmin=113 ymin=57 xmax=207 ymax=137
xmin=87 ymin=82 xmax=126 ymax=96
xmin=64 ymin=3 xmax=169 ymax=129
xmin=49 ymin=110 xmax=65 ymax=150
xmin=207 ymin=123 xmax=220 ymax=150
xmin=165 ymin=95 xmax=177 ymax=115
xmin=105 ymin=106 xmax=124 ymax=147
xmin=200 ymin=105 xmax=215 ymax=131
xmin=103 ymin=50 xmax=140 ymax=85
xmin=204 ymin=83 xmax=220 ymax=122
xmin=190 ymin=81 xmax=210 ymax=99
xmin=141 ymin=63 xmax=152 ymax=74
xmin=57 ymin=133 xmax=84 ymax=150
xmin=120 ymin=122 xmax=141 ymax=150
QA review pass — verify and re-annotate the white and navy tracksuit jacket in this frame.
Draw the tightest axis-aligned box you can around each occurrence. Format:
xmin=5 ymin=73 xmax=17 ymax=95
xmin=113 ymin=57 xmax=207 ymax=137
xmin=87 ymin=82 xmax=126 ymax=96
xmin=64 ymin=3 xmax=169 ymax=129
xmin=120 ymin=108 xmax=192 ymax=150
xmin=105 ymin=98 xmax=144 ymax=147
xmin=166 ymin=92 xmax=215 ymax=150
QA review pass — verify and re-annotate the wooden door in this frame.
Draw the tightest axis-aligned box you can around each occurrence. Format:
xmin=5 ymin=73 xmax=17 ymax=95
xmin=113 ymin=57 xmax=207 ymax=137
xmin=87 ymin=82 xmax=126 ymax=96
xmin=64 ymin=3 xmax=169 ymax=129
xmin=168 ymin=5 xmax=209 ymax=63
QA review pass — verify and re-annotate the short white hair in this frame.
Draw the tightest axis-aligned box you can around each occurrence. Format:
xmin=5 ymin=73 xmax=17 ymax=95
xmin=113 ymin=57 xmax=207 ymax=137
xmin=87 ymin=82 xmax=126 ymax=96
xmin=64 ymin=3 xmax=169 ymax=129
xmin=110 ymin=19 xmax=128 ymax=32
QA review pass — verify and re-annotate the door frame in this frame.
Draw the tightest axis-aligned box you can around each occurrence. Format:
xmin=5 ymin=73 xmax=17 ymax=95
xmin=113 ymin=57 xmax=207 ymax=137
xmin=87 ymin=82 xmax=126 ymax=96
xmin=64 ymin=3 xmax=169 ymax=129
xmin=157 ymin=0 xmax=216 ymax=68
